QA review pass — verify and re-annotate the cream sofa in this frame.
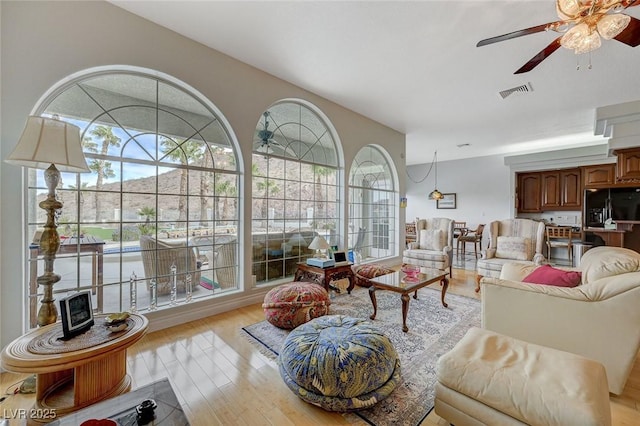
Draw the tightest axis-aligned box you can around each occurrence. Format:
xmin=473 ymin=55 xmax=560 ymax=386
xmin=475 ymin=218 xmax=545 ymax=291
xmin=481 ymin=246 xmax=640 ymax=395
xmin=402 ymin=218 xmax=453 ymax=276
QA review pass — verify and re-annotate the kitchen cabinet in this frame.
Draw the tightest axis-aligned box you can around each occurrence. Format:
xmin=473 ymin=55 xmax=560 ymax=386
xmin=518 ymin=168 xmax=582 ymax=213
xmin=615 ymin=147 xmax=640 ymax=182
xmin=541 ymin=171 xmax=561 ymax=209
xmin=560 ymin=168 xmax=582 ymax=209
xmin=583 ymin=163 xmax=616 ymax=187
xmin=517 ymin=172 xmax=541 ymax=213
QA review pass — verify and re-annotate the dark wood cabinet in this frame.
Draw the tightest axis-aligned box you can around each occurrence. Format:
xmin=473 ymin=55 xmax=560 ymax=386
xmin=583 ymin=163 xmax=616 ymax=187
xmin=560 ymin=168 xmax=582 ymax=209
xmin=615 ymin=148 xmax=640 ymax=182
xmin=517 ymin=173 xmax=541 ymax=212
xmin=518 ymin=168 xmax=582 ymax=213
xmin=541 ymin=171 xmax=561 ymax=210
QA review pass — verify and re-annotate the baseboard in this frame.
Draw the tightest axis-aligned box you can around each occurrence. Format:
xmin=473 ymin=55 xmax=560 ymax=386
xmin=144 ymin=290 xmax=268 ymax=333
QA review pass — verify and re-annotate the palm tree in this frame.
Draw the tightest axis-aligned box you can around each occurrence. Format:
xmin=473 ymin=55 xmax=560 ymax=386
xmin=198 ymin=146 xmax=231 ymax=226
xmin=256 ymin=176 xmax=280 ymax=228
xmin=137 ymin=206 xmax=156 ymax=224
xmin=214 ymin=179 xmax=237 ymax=222
xmin=85 ymin=127 xmax=121 ymax=222
xmin=313 ymin=165 xmax=333 ymax=224
xmin=199 ymin=154 xmax=212 ymax=226
xmin=160 ymin=137 xmax=204 ymax=223
xmin=67 ymin=182 xmax=89 ymax=216
xmin=137 ymin=206 xmax=157 ymax=235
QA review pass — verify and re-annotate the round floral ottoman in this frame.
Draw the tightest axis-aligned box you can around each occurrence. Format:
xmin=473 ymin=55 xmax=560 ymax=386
xmin=278 ymin=315 xmax=401 ymax=412
xmin=262 ymin=282 xmax=331 ymax=329
xmin=354 ymin=264 xmax=395 ymax=287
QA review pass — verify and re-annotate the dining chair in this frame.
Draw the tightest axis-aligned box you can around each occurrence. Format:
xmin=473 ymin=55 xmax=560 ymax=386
xmin=457 ymin=224 xmax=485 ymax=258
xmin=546 ymin=226 xmax=574 ymax=265
xmin=453 ymin=221 xmax=467 ymax=239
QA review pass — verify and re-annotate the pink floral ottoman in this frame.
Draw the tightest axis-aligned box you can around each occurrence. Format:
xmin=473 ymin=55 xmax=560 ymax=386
xmin=354 ymin=264 xmax=395 ymax=287
xmin=262 ymin=282 xmax=331 ymax=329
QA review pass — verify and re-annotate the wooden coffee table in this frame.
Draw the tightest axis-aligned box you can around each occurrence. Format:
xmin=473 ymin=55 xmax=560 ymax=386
xmin=368 ymin=269 xmax=449 ymax=332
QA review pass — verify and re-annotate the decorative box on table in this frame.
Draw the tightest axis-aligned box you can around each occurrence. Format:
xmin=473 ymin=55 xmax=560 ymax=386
xmin=306 ymin=258 xmax=336 ymax=268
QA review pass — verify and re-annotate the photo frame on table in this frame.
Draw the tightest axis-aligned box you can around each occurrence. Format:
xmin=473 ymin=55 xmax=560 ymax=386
xmin=437 ymin=193 xmax=456 ymax=209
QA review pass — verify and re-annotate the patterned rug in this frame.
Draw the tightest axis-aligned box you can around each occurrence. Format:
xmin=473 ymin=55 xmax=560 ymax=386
xmin=242 ymin=285 xmax=481 ymax=426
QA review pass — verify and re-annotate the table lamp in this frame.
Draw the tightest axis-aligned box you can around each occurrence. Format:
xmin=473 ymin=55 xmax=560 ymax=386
xmin=6 ymin=115 xmax=90 ymax=326
xmin=308 ymin=236 xmax=330 ymax=259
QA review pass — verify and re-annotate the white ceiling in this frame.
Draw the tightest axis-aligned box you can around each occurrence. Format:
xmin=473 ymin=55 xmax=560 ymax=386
xmin=109 ymin=0 xmax=640 ymax=165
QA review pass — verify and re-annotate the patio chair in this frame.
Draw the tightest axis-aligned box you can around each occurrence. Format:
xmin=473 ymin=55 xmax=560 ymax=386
xmin=140 ymin=235 xmax=202 ymax=295
xmin=213 ymin=239 xmax=237 ymax=289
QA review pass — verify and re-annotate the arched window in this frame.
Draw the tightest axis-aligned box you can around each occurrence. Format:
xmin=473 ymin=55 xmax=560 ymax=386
xmin=26 ymin=69 xmax=240 ymax=327
xmin=349 ymin=145 xmax=398 ymax=261
xmin=251 ymin=101 xmax=340 ymax=284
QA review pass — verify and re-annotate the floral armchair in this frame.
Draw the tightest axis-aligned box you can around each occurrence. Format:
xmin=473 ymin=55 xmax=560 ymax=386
xmin=475 ymin=218 xmax=545 ymax=291
xmin=402 ymin=218 xmax=454 ymax=275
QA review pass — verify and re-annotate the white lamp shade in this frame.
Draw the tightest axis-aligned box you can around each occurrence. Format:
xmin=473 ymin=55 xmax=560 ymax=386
xmin=308 ymin=236 xmax=330 ymax=250
xmin=6 ymin=116 xmax=90 ymax=172
xmin=288 ymin=233 xmax=307 ymax=245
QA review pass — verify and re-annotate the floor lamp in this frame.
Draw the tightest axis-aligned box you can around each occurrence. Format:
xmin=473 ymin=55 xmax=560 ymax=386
xmin=6 ymin=115 xmax=90 ymax=326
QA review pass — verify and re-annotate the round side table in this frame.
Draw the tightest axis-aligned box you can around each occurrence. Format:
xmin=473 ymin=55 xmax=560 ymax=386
xmin=1 ymin=313 xmax=148 ymax=424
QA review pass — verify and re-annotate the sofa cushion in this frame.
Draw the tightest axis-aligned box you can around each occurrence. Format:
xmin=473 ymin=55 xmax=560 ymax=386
xmin=580 ymin=246 xmax=640 ymax=284
xmin=522 ymin=264 xmax=582 ymax=288
xmin=495 ymin=236 xmax=531 ymax=261
xmin=419 ymin=229 xmax=444 ymax=251
xmin=499 ymin=262 xmax=538 ymax=281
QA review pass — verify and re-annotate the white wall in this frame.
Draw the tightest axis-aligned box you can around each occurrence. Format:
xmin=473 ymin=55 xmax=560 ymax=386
xmin=405 ymin=155 xmax=512 ymax=229
xmin=0 ymin=1 xmax=406 ymax=347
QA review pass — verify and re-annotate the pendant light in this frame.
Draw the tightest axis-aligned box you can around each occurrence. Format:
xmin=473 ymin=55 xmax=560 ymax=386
xmin=428 ymin=150 xmax=443 ymax=200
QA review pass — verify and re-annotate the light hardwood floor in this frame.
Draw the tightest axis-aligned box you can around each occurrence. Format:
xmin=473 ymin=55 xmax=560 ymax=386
xmin=2 ymin=267 xmax=640 ymax=425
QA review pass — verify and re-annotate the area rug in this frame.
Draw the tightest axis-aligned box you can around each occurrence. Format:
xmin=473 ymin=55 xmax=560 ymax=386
xmin=242 ymin=286 xmax=481 ymax=426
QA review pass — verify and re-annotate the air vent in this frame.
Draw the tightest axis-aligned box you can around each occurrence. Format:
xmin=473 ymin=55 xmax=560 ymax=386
xmin=499 ymin=82 xmax=533 ymax=99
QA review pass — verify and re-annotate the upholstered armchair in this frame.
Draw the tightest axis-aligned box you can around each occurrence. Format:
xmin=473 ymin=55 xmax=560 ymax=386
xmin=140 ymin=235 xmax=202 ymax=295
xmin=402 ymin=218 xmax=454 ymax=275
xmin=475 ymin=218 xmax=545 ymax=291
xmin=481 ymin=246 xmax=640 ymax=395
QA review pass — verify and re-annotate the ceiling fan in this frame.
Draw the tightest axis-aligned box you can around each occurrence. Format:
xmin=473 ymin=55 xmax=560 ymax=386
xmin=256 ymin=111 xmax=282 ymax=154
xmin=477 ymin=0 xmax=640 ymax=74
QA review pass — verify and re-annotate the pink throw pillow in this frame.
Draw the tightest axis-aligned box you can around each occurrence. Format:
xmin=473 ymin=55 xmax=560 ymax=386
xmin=522 ymin=265 xmax=581 ymax=288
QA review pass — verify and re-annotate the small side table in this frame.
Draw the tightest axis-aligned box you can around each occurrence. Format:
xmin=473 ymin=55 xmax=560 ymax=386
xmin=1 ymin=314 xmax=148 ymax=424
xmin=294 ymin=262 xmax=355 ymax=294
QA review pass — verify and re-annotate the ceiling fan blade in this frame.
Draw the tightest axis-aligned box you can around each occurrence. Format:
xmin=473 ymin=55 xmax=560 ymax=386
xmin=477 ymin=22 xmax=563 ymax=47
xmin=615 ymin=15 xmax=640 ymax=46
xmin=623 ymin=0 xmax=640 ymax=9
xmin=514 ymin=37 xmax=562 ymax=74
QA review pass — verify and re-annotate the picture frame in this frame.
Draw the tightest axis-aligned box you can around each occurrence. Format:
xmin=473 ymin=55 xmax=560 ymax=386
xmin=437 ymin=193 xmax=457 ymax=209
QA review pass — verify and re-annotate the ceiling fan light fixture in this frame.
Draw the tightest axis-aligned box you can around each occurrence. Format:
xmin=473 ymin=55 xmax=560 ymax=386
xmin=573 ymin=29 xmax=602 ymax=53
xmin=556 ymin=0 xmax=582 ymax=20
xmin=597 ymin=13 xmax=631 ymax=39
xmin=560 ymin=22 xmax=590 ymax=49
xmin=256 ymin=144 xmax=274 ymax=155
